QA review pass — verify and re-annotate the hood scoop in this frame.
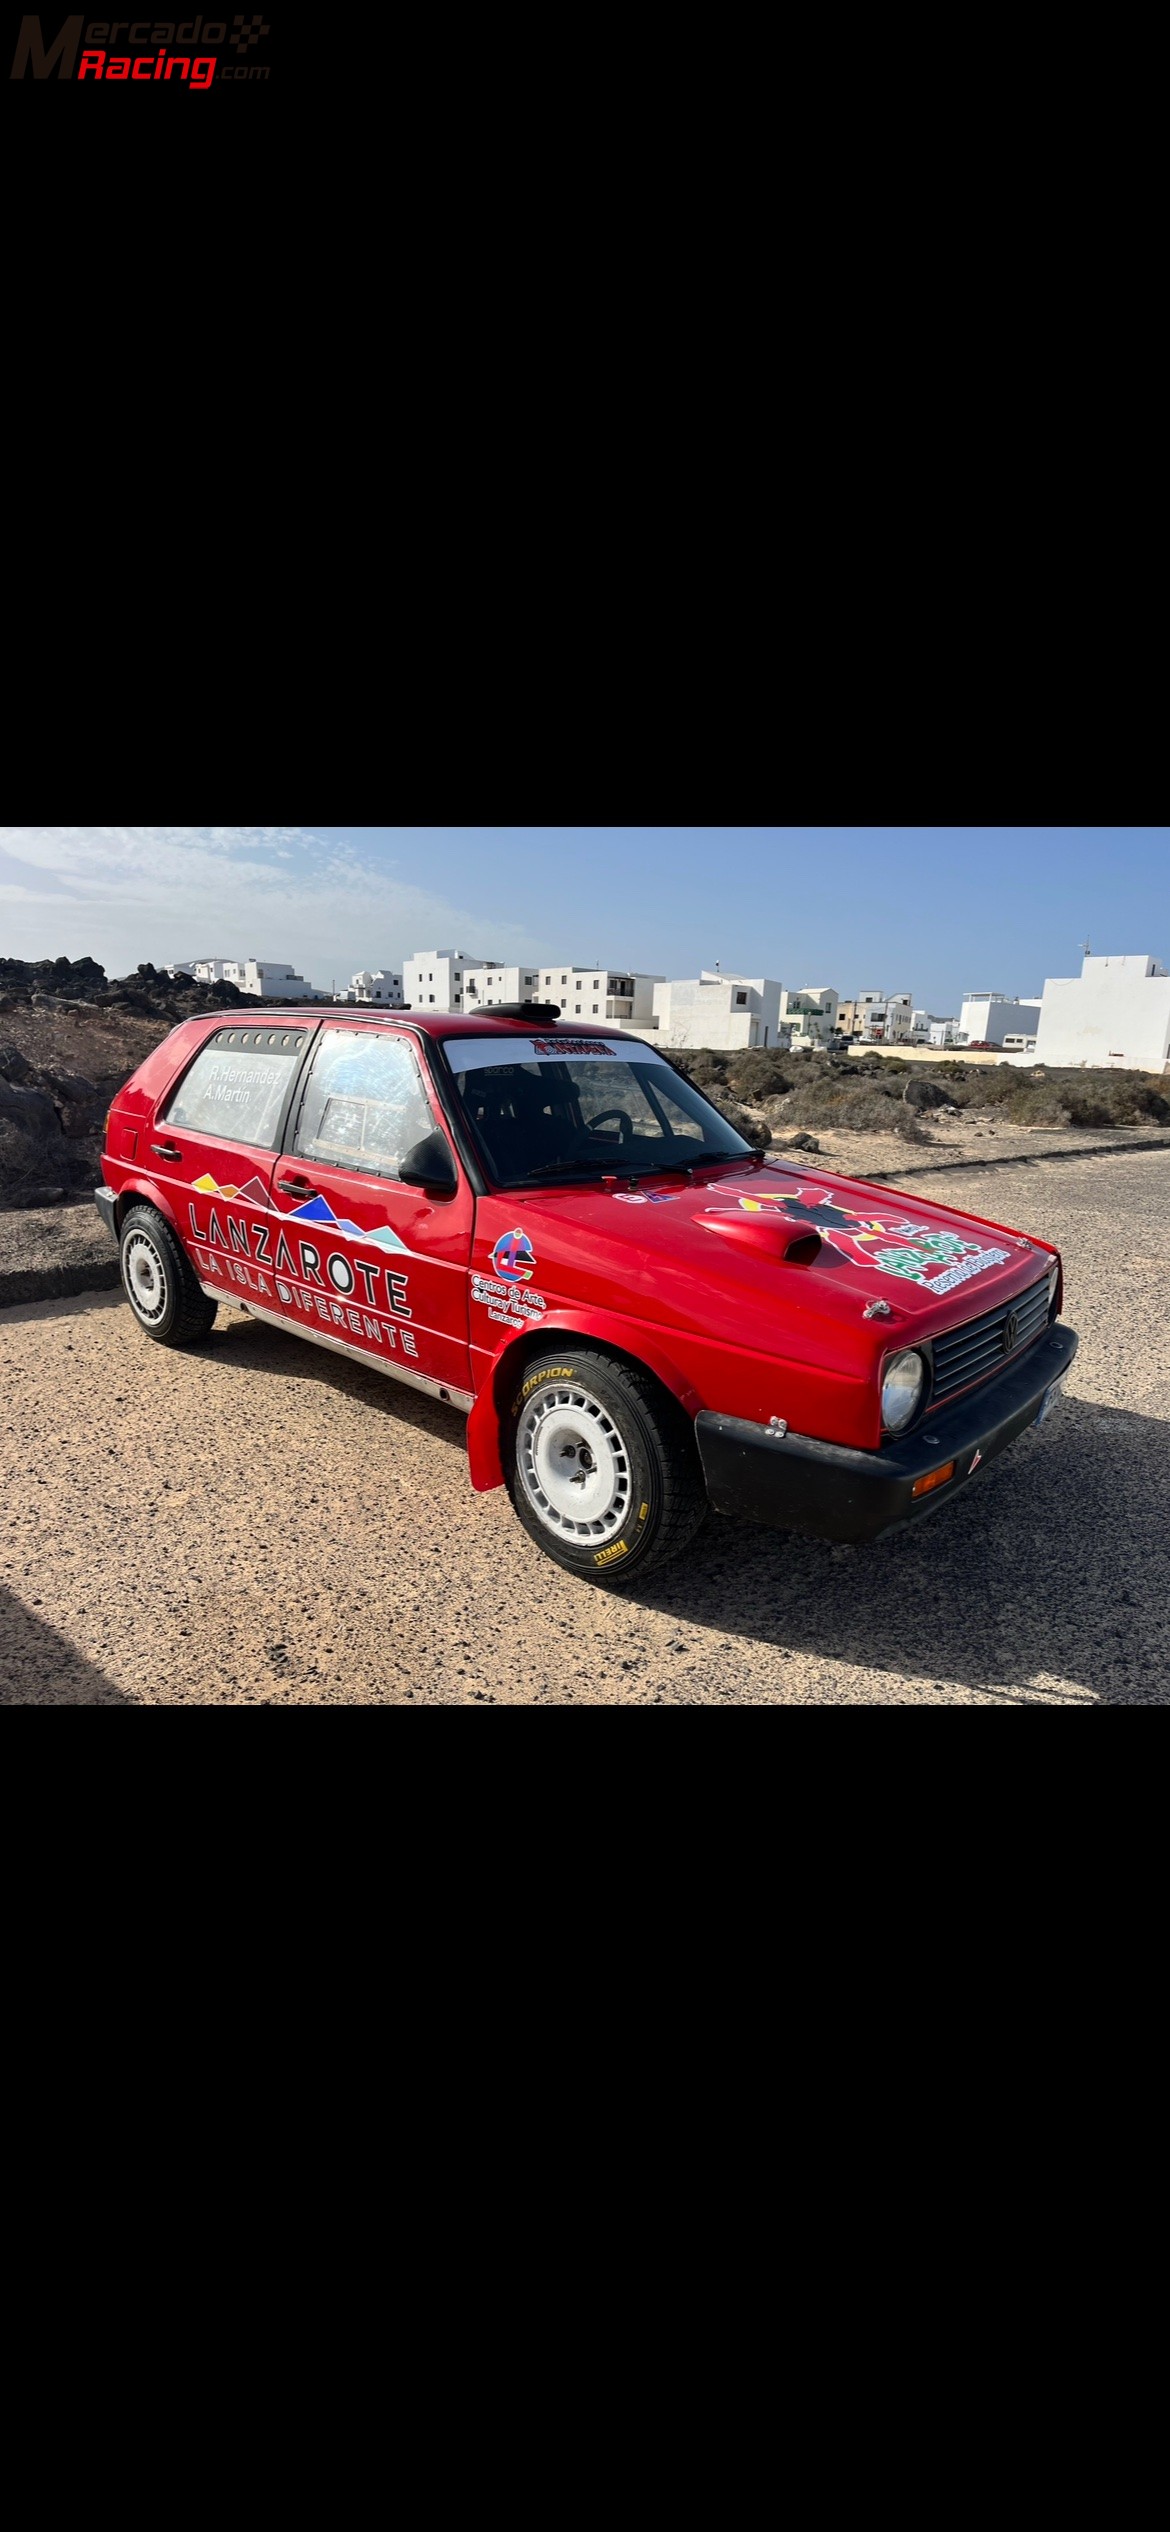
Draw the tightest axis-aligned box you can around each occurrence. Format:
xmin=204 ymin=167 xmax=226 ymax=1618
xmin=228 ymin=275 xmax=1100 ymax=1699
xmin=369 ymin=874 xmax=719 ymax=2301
xmin=699 ymin=1214 xmax=822 ymax=1264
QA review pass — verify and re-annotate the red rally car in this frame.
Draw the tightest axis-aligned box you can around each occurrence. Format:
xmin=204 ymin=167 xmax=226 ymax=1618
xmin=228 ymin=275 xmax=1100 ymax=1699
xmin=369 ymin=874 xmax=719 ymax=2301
xmin=94 ymin=1004 xmax=1078 ymax=1585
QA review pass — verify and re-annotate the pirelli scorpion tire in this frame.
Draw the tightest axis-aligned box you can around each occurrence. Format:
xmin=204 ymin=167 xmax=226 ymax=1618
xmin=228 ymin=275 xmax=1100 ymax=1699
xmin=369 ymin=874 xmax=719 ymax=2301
xmin=119 ymin=1205 xmax=218 ymax=1347
xmin=505 ymin=1348 xmax=708 ymax=1585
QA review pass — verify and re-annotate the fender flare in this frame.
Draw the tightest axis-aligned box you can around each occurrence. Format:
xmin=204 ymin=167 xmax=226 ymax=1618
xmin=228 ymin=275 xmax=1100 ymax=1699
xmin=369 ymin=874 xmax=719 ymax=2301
xmin=111 ymin=1174 xmax=185 ymax=1239
xmin=465 ymin=1304 xmax=704 ymax=1492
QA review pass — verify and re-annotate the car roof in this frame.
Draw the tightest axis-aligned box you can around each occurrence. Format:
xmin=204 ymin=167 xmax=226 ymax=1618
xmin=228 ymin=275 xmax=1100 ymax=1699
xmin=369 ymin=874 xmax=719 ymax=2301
xmin=190 ymin=1009 xmax=622 ymax=1042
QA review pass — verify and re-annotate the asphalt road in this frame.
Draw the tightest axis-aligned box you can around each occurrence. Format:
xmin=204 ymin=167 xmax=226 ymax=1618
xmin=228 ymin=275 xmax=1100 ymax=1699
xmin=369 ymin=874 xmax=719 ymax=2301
xmin=3 ymin=1148 xmax=1168 ymax=1706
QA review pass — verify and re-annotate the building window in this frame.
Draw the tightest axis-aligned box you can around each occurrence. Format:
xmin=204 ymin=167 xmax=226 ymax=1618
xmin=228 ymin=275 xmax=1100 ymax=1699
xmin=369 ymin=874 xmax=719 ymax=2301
xmin=429 ymin=993 xmax=435 ymax=1003
xmin=735 ymin=991 xmax=748 ymax=1007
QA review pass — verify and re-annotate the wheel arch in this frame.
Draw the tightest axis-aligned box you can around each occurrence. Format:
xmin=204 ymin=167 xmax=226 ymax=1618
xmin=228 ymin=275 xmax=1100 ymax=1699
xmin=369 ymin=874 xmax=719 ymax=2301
xmin=465 ymin=1306 xmax=703 ymax=1492
xmin=112 ymin=1176 xmax=185 ymax=1238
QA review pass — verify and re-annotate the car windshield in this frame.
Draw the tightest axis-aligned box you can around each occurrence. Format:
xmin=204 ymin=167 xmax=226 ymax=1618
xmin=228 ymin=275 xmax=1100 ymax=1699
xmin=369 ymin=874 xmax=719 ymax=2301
xmin=441 ymin=1035 xmax=752 ymax=1188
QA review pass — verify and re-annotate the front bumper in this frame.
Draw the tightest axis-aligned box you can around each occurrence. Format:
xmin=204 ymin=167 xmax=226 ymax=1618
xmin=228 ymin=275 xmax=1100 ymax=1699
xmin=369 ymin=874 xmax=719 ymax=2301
xmin=93 ymin=1185 xmax=117 ymax=1241
xmin=695 ymin=1322 xmax=1079 ymax=1544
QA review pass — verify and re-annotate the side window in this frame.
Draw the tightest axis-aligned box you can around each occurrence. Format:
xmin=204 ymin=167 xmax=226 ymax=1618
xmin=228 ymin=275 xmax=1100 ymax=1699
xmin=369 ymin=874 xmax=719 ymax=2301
xmin=165 ymin=1028 xmax=307 ymax=1146
xmin=292 ymin=1029 xmax=435 ymax=1176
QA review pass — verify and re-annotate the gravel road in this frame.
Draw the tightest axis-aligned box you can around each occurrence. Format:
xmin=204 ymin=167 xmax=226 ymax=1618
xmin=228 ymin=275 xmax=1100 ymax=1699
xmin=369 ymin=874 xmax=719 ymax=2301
xmin=2 ymin=1148 xmax=1167 ymax=1706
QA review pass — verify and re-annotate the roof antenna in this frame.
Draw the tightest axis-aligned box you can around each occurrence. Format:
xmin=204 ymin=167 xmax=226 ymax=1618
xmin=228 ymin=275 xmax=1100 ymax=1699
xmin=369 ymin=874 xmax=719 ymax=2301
xmin=1079 ymin=936 xmax=1091 ymax=958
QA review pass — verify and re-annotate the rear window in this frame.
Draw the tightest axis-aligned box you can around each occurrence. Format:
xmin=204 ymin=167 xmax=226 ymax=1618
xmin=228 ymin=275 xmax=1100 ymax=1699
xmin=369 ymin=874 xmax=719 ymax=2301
xmin=164 ymin=1027 xmax=308 ymax=1147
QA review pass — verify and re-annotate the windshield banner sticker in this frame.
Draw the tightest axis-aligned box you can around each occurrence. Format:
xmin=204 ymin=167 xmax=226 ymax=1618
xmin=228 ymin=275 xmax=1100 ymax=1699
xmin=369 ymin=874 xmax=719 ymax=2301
xmin=451 ymin=1036 xmax=667 ymax=1072
xmin=699 ymin=1182 xmax=1012 ymax=1291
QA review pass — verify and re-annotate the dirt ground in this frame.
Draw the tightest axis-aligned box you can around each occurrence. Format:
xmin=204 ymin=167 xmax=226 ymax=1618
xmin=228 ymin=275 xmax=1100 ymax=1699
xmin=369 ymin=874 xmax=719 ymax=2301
xmin=2 ymin=1145 xmax=1167 ymax=1707
xmin=798 ymin=1119 xmax=1170 ymax=1182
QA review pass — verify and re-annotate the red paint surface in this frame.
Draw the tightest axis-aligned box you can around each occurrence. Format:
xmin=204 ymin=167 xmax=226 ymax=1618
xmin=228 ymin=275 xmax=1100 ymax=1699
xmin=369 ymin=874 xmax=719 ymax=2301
xmin=102 ymin=1009 xmax=1063 ymax=1489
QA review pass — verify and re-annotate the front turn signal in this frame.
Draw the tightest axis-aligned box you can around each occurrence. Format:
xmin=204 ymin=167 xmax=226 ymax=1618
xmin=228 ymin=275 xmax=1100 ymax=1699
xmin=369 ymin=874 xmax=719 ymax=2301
xmin=912 ymin=1460 xmax=956 ymax=1498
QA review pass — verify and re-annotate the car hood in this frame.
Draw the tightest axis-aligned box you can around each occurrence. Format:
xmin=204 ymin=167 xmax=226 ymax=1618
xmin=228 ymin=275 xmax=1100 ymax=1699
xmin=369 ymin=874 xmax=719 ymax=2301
xmin=505 ymin=1157 xmax=1049 ymax=1346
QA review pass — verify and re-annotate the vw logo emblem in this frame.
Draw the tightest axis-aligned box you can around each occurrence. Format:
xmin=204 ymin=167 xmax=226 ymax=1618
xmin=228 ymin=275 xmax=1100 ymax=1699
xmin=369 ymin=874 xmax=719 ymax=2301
xmin=1002 ymin=1310 xmax=1020 ymax=1353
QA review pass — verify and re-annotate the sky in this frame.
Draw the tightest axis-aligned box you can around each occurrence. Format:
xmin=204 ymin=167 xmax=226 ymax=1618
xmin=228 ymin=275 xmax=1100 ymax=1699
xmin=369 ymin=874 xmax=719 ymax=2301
xmin=1 ymin=826 xmax=1167 ymax=1018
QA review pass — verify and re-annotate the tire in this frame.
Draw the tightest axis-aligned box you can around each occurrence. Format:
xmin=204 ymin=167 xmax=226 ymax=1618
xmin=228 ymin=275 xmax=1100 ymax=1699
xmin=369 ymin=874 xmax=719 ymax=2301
xmin=119 ymin=1205 xmax=218 ymax=1347
xmin=505 ymin=1347 xmax=708 ymax=1585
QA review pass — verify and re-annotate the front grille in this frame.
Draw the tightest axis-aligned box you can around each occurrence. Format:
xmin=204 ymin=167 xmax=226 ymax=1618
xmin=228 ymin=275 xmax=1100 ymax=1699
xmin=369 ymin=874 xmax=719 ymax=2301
xmin=930 ymin=1275 xmax=1051 ymax=1407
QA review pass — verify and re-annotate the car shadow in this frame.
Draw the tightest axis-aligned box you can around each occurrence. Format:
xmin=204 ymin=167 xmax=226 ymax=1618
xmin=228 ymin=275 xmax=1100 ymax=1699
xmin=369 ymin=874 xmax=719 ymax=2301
xmin=197 ymin=1306 xmax=468 ymax=1448
xmin=628 ymin=1396 xmax=1170 ymax=1705
xmin=0 ymin=1589 xmax=130 ymax=1705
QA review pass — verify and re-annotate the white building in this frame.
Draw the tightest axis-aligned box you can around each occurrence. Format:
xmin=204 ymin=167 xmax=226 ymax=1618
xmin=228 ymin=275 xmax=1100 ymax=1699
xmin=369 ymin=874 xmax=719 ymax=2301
xmin=1033 ymin=953 xmax=1170 ymax=1072
xmin=911 ymin=1009 xmax=958 ymax=1047
xmin=173 ymin=958 xmax=322 ymax=1001
xmin=780 ymin=986 xmax=839 ymax=1048
xmin=535 ymin=967 xmax=663 ymax=1029
xmin=348 ymin=969 xmax=404 ymax=1005
xmin=463 ymin=964 xmax=541 ymax=1011
xmin=403 ymin=951 xmax=492 ymax=1012
xmin=652 ymin=972 xmax=782 ymax=1051
xmin=852 ymin=991 xmax=913 ymax=1044
xmin=956 ymin=991 xmax=1041 ymax=1049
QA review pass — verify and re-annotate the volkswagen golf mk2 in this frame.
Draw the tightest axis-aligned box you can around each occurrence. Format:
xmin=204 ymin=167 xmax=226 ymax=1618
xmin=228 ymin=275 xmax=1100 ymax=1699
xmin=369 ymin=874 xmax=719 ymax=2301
xmin=95 ymin=1006 xmax=1078 ymax=1584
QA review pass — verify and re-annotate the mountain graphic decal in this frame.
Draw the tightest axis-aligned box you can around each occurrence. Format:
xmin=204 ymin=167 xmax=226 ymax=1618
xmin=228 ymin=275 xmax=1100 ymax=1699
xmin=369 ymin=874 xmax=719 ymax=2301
xmin=191 ymin=1171 xmax=270 ymax=1205
xmin=288 ymin=1194 xmax=337 ymax=1223
xmin=285 ymin=1194 xmax=408 ymax=1252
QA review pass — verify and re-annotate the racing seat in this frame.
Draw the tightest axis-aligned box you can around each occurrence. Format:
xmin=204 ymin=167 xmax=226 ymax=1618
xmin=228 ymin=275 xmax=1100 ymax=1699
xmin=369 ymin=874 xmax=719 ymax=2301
xmin=468 ymin=1072 xmax=568 ymax=1178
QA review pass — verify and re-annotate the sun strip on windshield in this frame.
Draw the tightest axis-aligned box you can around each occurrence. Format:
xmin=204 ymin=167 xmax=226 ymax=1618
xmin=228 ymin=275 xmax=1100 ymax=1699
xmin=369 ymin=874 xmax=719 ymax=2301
xmin=449 ymin=1036 xmax=669 ymax=1072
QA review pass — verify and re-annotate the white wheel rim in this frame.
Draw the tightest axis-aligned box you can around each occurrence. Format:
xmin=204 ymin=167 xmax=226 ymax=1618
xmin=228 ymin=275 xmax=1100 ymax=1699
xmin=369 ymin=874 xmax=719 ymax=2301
xmin=124 ymin=1231 xmax=167 ymax=1323
xmin=517 ymin=1384 xmax=632 ymax=1540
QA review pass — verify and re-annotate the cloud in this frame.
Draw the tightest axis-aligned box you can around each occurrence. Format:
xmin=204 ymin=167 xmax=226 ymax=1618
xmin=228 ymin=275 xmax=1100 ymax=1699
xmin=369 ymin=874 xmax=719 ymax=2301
xmin=0 ymin=827 xmax=545 ymax=985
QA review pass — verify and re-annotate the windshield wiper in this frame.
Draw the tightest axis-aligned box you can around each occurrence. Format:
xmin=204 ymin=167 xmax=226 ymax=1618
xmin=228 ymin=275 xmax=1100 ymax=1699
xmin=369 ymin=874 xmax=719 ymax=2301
xmin=518 ymin=1143 xmax=752 ymax=1186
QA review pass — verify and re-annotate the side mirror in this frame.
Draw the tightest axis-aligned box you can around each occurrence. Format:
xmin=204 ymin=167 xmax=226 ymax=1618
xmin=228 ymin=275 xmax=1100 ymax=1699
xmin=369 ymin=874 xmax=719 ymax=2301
xmin=398 ymin=1129 xmax=458 ymax=1195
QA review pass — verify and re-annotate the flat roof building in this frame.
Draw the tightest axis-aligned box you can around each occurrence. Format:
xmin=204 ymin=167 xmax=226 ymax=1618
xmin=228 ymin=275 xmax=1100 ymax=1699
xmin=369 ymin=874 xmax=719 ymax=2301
xmin=1033 ymin=953 xmax=1170 ymax=1071
xmin=957 ymin=992 xmax=1041 ymax=1048
xmin=652 ymin=972 xmax=782 ymax=1050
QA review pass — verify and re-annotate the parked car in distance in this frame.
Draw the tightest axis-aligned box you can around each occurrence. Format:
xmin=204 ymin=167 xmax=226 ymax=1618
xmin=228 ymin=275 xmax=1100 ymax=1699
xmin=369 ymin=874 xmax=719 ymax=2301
xmin=95 ymin=1005 xmax=1078 ymax=1583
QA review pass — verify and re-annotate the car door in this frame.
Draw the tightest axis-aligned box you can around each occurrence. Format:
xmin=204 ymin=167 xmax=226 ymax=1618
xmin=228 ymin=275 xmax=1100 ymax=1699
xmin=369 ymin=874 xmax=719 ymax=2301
xmin=152 ymin=1020 xmax=316 ymax=1305
xmin=269 ymin=1023 xmax=474 ymax=1405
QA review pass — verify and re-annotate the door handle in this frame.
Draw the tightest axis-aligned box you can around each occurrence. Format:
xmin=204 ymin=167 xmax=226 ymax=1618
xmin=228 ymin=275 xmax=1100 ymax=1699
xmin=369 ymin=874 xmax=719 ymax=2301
xmin=276 ymin=1175 xmax=312 ymax=1194
xmin=151 ymin=1142 xmax=181 ymax=1161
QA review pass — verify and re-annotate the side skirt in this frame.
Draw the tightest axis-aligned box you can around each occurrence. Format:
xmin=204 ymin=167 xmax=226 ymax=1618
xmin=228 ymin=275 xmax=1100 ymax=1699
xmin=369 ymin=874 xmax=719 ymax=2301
xmin=202 ymin=1287 xmax=474 ymax=1413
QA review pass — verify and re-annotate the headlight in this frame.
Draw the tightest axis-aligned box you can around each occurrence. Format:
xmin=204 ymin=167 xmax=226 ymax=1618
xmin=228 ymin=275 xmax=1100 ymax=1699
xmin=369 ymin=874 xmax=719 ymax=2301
xmin=1047 ymin=1259 xmax=1059 ymax=1315
xmin=882 ymin=1349 xmax=927 ymax=1433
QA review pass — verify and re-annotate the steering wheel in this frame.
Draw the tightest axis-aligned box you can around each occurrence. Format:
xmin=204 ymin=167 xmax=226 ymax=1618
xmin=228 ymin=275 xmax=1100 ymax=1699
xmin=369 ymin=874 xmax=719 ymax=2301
xmin=570 ymin=1108 xmax=633 ymax=1155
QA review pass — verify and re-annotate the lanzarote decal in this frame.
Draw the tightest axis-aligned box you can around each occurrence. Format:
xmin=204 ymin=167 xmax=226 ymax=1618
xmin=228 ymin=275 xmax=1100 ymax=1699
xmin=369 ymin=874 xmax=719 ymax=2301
xmin=699 ymin=1180 xmax=1012 ymax=1293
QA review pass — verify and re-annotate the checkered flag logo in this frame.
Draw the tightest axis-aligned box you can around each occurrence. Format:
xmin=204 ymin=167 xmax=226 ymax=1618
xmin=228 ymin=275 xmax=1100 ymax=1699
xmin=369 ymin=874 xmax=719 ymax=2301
xmin=230 ymin=13 xmax=270 ymax=48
